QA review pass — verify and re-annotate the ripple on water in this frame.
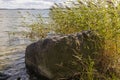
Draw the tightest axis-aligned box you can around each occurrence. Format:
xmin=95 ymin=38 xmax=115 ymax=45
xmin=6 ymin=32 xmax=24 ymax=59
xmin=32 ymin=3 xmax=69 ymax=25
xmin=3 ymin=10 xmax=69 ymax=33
xmin=0 ymin=45 xmax=29 ymax=80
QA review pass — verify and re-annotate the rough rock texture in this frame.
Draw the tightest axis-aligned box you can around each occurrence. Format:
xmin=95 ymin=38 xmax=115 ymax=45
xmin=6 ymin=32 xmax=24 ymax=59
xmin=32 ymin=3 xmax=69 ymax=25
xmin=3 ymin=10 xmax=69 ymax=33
xmin=25 ymin=31 xmax=104 ymax=80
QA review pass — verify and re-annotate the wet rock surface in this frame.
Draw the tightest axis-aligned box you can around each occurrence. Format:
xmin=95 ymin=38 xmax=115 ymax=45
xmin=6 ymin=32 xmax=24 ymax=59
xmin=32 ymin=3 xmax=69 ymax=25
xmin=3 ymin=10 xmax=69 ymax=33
xmin=25 ymin=31 xmax=100 ymax=80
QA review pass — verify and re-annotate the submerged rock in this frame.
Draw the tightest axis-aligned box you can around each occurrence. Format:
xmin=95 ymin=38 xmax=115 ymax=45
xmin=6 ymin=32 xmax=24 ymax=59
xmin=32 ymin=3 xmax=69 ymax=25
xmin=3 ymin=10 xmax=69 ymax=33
xmin=25 ymin=31 xmax=104 ymax=80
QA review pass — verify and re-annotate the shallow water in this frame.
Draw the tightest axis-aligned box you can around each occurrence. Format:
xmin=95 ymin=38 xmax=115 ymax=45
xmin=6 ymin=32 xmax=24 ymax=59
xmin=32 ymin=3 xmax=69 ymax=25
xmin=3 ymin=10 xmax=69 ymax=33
xmin=0 ymin=9 xmax=49 ymax=80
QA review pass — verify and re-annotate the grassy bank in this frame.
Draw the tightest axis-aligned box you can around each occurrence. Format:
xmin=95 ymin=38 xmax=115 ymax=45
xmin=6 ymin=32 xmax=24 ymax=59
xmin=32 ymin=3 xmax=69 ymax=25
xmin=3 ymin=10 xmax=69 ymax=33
xmin=26 ymin=0 xmax=120 ymax=79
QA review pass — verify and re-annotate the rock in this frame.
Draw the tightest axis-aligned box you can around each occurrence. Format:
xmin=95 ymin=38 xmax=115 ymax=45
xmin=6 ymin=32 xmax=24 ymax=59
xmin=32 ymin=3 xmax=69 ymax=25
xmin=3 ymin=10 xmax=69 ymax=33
xmin=25 ymin=31 xmax=104 ymax=80
xmin=0 ymin=72 xmax=11 ymax=80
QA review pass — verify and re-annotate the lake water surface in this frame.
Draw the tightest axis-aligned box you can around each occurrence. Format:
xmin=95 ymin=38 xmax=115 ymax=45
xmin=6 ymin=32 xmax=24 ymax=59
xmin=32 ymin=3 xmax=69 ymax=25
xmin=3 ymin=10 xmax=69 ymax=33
xmin=0 ymin=9 xmax=49 ymax=80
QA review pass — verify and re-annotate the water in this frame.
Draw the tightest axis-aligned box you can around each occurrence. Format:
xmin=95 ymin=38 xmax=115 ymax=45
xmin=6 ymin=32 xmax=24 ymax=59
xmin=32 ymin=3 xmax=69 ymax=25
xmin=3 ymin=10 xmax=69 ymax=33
xmin=0 ymin=9 xmax=49 ymax=80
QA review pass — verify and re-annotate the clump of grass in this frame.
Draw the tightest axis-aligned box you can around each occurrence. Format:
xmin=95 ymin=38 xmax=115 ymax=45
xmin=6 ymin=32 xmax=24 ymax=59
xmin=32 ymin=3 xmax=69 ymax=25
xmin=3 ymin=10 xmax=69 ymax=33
xmin=27 ymin=22 xmax=50 ymax=39
xmin=55 ymin=31 xmax=119 ymax=80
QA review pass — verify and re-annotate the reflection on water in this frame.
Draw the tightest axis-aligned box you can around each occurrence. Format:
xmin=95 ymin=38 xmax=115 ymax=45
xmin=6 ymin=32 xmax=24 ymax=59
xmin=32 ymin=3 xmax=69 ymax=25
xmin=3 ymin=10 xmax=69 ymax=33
xmin=0 ymin=9 xmax=49 ymax=80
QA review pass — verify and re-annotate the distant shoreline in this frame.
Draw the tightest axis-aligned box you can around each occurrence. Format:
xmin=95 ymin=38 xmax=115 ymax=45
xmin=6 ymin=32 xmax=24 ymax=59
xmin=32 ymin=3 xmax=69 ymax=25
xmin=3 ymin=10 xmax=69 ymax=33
xmin=0 ymin=8 xmax=50 ymax=10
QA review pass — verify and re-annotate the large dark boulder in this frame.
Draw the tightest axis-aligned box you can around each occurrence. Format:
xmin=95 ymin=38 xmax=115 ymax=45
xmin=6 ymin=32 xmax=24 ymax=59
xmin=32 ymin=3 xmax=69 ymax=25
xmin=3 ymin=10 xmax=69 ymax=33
xmin=25 ymin=31 xmax=105 ymax=80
